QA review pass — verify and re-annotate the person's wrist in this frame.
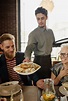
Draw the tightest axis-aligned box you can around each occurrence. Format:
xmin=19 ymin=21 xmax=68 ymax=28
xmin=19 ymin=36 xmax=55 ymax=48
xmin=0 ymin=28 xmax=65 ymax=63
xmin=26 ymin=57 xmax=31 ymax=61
xmin=58 ymin=74 xmax=63 ymax=80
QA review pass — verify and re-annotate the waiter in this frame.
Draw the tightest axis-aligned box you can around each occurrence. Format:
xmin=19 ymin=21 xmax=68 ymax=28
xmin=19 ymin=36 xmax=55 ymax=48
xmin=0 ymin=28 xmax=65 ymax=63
xmin=23 ymin=7 xmax=55 ymax=79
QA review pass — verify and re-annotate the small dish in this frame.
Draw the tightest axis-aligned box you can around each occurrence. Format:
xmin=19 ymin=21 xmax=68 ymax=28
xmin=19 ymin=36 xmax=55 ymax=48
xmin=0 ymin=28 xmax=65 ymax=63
xmin=0 ymin=84 xmax=21 ymax=96
xmin=59 ymin=86 xmax=68 ymax=96
xmin=0 ymin=81 xmax=21 ymax=96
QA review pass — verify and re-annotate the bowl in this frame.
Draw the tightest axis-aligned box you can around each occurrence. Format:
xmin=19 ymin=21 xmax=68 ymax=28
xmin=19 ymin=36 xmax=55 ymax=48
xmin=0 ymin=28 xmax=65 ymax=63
xmin=62 ymin=82 xmax=68 ymax=90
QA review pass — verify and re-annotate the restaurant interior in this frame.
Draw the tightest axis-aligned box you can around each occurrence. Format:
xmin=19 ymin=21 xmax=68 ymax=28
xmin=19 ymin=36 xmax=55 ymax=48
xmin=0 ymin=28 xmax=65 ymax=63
xmin=0 ymin=0 xmax=68 ymax=101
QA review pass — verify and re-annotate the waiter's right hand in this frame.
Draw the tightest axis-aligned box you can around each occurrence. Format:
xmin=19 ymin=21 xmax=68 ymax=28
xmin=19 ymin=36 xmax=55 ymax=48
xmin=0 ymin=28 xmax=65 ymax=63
xmin=23 ymin=57 xmax=31 ymax=62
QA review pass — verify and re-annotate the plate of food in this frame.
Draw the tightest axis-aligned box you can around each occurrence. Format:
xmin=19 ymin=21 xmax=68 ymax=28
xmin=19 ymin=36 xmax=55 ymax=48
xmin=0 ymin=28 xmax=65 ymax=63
xmin=0 ymin=81 xmax=21 ymax=96
xmin=59 ymin=86 xmax=68 ymax=96
xmin=13 ymin=62 xmax=41 ymax=75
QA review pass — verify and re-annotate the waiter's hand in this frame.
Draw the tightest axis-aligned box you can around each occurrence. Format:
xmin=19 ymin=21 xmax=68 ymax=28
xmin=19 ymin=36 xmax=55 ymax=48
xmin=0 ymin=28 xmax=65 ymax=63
xmin=36 ymin=79 xmax=44 ymax=89
xmin=23 ymin=57 xmax=31 ymax=62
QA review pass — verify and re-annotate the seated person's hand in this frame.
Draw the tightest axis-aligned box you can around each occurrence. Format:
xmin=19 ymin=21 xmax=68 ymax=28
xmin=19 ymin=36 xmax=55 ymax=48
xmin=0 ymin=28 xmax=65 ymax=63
xmin=59 ymin=68 xmax=68 ymax=78
xmin=0 ymin=98 xmax=7 ymax=101
xmin=36 ymin=79 xmax=44 ymax=89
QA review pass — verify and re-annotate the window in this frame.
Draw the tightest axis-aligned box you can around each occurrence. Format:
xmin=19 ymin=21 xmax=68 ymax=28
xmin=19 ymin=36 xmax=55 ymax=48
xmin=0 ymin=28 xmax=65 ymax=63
xmin=20 ymin=0 xmax=68 ymax=60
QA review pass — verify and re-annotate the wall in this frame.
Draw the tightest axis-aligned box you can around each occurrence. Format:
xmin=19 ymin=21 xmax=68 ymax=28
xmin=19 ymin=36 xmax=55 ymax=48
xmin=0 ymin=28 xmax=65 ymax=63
xmin=0 ymin=0 xmax=19 ymax=50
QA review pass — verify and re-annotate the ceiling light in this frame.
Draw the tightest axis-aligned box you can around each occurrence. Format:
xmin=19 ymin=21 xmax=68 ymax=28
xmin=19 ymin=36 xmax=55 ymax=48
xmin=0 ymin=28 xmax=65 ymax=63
xmin=40 ymin=0 xmax=54 ymax=12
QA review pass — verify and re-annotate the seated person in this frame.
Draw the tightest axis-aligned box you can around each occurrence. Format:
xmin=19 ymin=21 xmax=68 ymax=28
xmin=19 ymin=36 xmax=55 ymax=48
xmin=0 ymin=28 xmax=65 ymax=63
xmin=51 ymin=43 xmax=68 ymax=86
xmin=0 ymin=33 xmax=32 ymax=85
xmin=0 ymin=33 xmax=44 ymax=89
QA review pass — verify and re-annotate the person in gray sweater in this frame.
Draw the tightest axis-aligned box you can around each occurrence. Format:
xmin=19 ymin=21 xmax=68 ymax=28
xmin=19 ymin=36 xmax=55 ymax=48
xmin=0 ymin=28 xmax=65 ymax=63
xmin=23 ymin=7 xmax=55 ymax=80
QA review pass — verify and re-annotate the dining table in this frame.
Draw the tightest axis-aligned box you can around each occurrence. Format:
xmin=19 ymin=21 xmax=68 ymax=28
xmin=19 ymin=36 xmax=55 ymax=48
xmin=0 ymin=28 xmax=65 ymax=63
xmin=1 ymin=85 xmax=68 ymax=101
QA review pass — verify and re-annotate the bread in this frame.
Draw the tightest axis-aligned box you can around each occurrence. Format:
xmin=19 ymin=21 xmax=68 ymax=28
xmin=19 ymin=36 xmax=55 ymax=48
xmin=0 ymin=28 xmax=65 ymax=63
xmin=20 ymin=63 xmax=30 ymax=69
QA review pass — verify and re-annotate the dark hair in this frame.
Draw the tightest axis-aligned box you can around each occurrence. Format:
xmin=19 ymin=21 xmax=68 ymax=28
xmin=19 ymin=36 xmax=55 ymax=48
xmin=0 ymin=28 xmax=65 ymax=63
xmin=35 ymin=7 xmax=48 ymax=17
xmin=0 ymin=33 xmax=15 ymax=43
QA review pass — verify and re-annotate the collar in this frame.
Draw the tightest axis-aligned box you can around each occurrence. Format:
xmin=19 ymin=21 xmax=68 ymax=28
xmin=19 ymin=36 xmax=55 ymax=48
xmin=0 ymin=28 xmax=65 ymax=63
xmin=38 ymin=26 xmax=48 ymax=31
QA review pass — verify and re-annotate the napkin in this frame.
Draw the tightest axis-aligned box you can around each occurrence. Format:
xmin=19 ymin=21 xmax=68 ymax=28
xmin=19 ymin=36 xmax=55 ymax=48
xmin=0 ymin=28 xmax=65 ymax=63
xmin=60 ymin=96 xmax=67 ymax=101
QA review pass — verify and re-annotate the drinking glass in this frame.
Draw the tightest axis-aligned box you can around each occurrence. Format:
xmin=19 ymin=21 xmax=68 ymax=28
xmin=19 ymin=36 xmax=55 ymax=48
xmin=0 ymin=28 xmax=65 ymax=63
xmin=43 ymin=78 xmax=56 ymax=101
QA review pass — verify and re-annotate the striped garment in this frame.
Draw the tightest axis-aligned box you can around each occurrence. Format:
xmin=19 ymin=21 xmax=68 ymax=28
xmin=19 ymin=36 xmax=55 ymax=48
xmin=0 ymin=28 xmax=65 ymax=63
xmin=6 ymin=57 xmax=21 ymax=81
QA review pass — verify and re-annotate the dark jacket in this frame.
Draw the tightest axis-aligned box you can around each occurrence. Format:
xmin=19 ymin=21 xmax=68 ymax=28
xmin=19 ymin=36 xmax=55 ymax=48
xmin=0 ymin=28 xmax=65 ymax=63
xmin=0 ymin=52 xmax=39 ymax=85
xmin=0 ymin=52 xmax=31 ymax=85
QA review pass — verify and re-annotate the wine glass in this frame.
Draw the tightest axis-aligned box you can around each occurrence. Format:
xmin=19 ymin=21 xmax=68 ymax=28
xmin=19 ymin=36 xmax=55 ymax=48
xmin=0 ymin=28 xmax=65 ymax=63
xmin=43 ymin=78 xmax=56 ymax=101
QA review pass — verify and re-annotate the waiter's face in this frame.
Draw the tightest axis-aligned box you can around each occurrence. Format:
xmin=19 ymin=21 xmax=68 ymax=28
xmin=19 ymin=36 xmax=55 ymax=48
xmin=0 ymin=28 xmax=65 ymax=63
xmin=1 ymin=40 xmax=16 ymax=59
xmin=36 ymin=13 xmax=47 ymax=28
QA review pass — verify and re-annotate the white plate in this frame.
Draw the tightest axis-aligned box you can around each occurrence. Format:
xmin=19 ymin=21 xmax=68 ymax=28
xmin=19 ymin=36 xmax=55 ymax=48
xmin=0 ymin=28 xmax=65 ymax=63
xmin=0 ymin=83 xmax=21 ymax=96
xmin=0 ymin=81 xmax=19 ymax=86
xmin=59 ymin=86 xmax=68 ymax=96
xmin=13 ymin=62 xmax=41 ymax=75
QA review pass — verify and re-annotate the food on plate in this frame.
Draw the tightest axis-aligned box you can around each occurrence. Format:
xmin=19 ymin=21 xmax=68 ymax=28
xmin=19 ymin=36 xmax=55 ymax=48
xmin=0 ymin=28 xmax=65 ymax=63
xmin=21 ymin=63 xmax=31 ymax=69
xmin=14 ymin=62 xmax=41 ymax=74
xmin=42 ymin=93 xmax=55 ymax=101
xmin=62 ymin=82 xmax=68 ymax=90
